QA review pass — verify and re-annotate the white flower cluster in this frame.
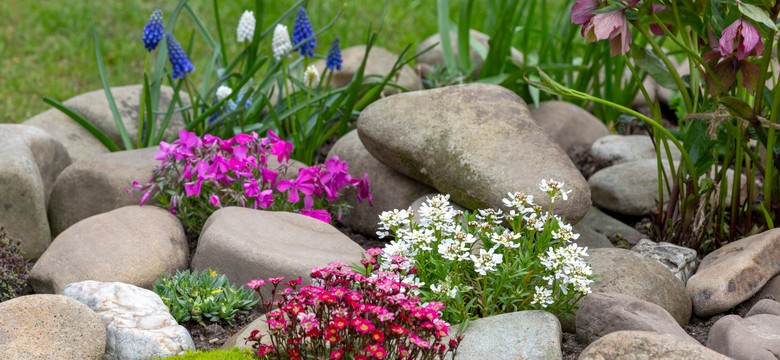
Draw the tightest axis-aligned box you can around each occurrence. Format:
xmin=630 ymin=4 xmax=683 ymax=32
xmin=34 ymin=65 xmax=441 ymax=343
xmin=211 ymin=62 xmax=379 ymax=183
xmin=271 ymin=24 xmax=292 ymax=60
xmin=430 ymin=277 xmax=460 ymax=299
xmin=418 ymin=194 xmax=460 ymax=232
xmin=237 ymin=10 xmax=256 ymax=43
xmin=539 ymin=243 xmax=593 ymax=295
xmin=377 ymin=209 xmax=412 ymax=238
xmin=303 ymin=65 xmax=320 ymax=88
xmin=470 ymin=248 xmax=503 ymax=276
xmin=531 ymin=285 xmax=554 ymax=308
xmin=539 ymin=179 xmax=572 ymax=203
xmin=215 ymin=85 xmax=232 ymax=101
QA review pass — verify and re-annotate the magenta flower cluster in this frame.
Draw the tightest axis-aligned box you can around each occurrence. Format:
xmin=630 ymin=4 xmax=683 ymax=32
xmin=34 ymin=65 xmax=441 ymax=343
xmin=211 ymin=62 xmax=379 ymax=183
xmin=244 ymin=249 xmax=462 ymax=359
xmin=136 ymin=129 xmax=372 ymax=230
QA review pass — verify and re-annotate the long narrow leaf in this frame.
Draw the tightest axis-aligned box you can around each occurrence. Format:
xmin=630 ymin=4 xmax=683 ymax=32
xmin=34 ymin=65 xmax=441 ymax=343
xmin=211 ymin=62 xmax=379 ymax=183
xmin=43 ymin=96 xmax=121 ymax=152
xmin=92 ymin=27 xmax=133 ymax=150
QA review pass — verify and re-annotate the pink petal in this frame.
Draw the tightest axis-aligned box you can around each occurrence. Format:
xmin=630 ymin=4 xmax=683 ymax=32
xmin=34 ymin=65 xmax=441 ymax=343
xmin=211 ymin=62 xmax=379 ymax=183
xmin=571 ymin=0 xmax=599 ymax=25
xmin=719 ymin=20 xmax=740 ymax=57
xmin=591 ymin=11 xmax=625 ymax=42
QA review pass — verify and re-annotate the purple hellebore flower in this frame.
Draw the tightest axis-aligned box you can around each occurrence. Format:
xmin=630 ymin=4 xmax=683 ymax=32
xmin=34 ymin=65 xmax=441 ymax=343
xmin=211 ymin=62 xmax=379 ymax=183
xmin=584 ymin=9 xmax=632 ymax=56
xmin=571 ymin=0 xmax=599 ymax=26
xmin=719 ymin=18 xmax=764 ymax=60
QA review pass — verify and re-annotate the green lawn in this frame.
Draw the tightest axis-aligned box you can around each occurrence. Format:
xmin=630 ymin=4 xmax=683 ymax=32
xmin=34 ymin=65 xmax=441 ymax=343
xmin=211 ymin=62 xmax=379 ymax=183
xmin=0 ymin=1 xmax=439 ymax=123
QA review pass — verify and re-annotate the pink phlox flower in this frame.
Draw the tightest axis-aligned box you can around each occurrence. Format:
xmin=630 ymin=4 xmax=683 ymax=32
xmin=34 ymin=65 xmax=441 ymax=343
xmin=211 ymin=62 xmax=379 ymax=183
xmin=209 ymin=194 xmax=222 ymax=207
xmin=233 ymin=133 xmax=254 ymax=145
xmin=352 ymin=173 xmax=373 ymax=206
xmin=277 ymin=167 xmax=316 ymax=204
xmin=300 ymin=209 xmax=332 ymax=223
xmin=178 ymin=129 xmax=202 ymax=151
xmin=258 ymin=189 xmax=274 ymax=209
xmin=261 ymin=168 xmax=278 ymax=188
xmin=266 ymin=130 xmax=293 ymax=163
xmin=201 ymin=134 xmax=222 ymax=147
xmin=243 ymin=179 xmax=261 ymax=198
xmin=155 ymin=141 xmax=174 ymax=161
xmin=184 ymin=179 xmax=203 ymax=197
xmin=720 ymin=18 xmax=764 ymax=60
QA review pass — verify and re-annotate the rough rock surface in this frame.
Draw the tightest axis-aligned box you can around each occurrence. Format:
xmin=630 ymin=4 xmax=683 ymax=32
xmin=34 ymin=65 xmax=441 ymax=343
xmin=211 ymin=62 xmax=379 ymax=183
xmin=29 ymin=206 xmax=188 ymax=294
xmin=48 ymin=147 xmax=159 ymax=236
xmin=572 ymin=223 xmax=614 ymax=249
xmin=357 ymin=83 xmax=590 ymax=224
xmin=454 ymin=311 xmax=562 ymax=360
xmin=62 ymin=281 xmax=195 ymax=360
xmin=530 ymin=101 xmax=609 ymax=154
xmin=579 ymin=331 xmax=730 ymax=360
xmin=707 ymin=314 xmax=780 ymax=360
xmin=590 ymin=134 xmax=681 ymax=166
xmin=575 ymin=292 xmax=697 ymax=345
xmin=588 ymin=248 xmax=692 ymax=326
xmin=327 ymin=129 xmax=434 ymax=236
xmin=687 ymin=228 xmax=780 ymax=317
xmin=314 ymin=45 xmax=422 ymax=95
xmin=191 ymin=207 xmax=365 ymax=295
xmin=632 ymin=239 xmax=699 ymax=285
xmin=0 ymin=294 xmax=106 ymax=359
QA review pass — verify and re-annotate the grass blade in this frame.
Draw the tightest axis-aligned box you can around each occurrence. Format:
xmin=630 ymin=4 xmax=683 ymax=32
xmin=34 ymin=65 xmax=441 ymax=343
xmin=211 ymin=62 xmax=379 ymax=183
xmin=92 ymin=27 xmax=133 ymax=150
xmin=43 ymin=96 xmax=121 ymax=152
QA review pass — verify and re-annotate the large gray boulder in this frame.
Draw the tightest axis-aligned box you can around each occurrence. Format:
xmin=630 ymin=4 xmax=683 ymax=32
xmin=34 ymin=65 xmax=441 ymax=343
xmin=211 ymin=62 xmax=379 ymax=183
xmin=29 ymin=206 xmax=188 ymax=294
xmin=707 ymin=314 xmax=780 ymax=360
xmin=191 ymin=208 xmax=365 ymax=295
xmin=314 ymin=45 xmax=422 ymax=95
xmin=357 ymin=83 xmax=590 ymax=223
xmin=0 ymin=124 xmax=71 ymax=258
xmin=48 ymin=147 xmax=159 ymax=236
xmin=62 ymin=281 xmax=195 ymax=360
xmin=0 ymin=294 xmax=106 ymax=359
xmin=25 ymin=108 xmax=110 ymax=163
xmin=687 ymin=228 xmax=780 ymax=317
xmin=327 ymin=129 xmax=434 ymax=236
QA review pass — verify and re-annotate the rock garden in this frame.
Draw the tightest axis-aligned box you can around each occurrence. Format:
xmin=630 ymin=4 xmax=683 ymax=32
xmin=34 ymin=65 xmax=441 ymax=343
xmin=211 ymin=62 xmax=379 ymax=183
xmin=2 ymin=1 xmax=780 ymax=360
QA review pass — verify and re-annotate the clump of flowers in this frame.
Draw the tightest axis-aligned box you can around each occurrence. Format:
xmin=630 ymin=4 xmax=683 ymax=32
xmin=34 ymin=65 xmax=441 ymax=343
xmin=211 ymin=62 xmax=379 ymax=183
xmin=165 ymin=33 xmax=195 ymax=79
xmin=292 ymin=7 xmax=316 ymax=57
xmin=237 ymin=10 xmax=256 ymax=44
xmin=135 ymin=130 xmax=372 ymax=232
xmin=154 ymin=268 xmax=258 ymax=325
xmin=142 ymin=9 xmax=164 ymax=52
xmin=244 ymin=255 xmax=462 ymax=359
xmin=376 ymin=179 xmax=594 ymax=324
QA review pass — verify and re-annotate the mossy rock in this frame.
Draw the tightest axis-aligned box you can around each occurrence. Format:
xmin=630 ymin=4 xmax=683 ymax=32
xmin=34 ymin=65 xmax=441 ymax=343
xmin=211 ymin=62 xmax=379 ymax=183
xmin=162 ymin=348 xmax=255 ymax=360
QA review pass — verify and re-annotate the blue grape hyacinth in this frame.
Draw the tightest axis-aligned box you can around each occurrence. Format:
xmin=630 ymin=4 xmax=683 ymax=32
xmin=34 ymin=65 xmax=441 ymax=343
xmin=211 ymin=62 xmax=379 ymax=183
xmin=326 ymin=37 xmax=342 ymax=71
xmin=165 ymin=33 xmax=194 ymax=79
xmin=142 ymin=9 xmax=164 ymax=52
xmin=292 ymin=7 xmax=316 ymax=57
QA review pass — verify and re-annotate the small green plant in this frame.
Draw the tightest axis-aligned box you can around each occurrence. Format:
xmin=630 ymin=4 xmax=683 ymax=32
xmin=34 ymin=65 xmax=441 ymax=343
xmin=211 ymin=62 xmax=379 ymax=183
xmin=375 ymin=179 xmax=595 ymax=325
xmin=162 ymin=348 xmax=256 ymax=360
xmin=0 ymin=227 xmax=30 ymax=303
xmin=154 ymin=268 xmax=258 ymax=325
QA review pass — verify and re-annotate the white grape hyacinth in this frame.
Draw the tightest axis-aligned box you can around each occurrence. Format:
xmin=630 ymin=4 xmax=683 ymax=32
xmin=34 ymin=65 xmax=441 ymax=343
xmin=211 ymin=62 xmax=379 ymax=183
xmin=215 ymin=85 xmax=232 ymax=101
xmin=272 ymin=24 xmax=292 ymax=60
xmin=237 ymin=10 xmax=256 ymax=43
xmin=303 ymin=65 xmax=320 ymax=87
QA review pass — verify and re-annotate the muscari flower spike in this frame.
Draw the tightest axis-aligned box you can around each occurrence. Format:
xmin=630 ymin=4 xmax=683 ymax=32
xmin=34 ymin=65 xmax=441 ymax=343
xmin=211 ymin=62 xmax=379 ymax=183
xmin=165 ymin=33 xmax=194 ymax=79
xmin=292 ymin=7 xmax=316 ymax=57
xmin=142 ymin=9 xmax=164 ymax=52
xmin=237 ymin=10 xmax=256 ymax=44
xmin=272 ymin=24 xmax=293 ymax=61
xmin=326 ymin=37 xmax=342 ymax=71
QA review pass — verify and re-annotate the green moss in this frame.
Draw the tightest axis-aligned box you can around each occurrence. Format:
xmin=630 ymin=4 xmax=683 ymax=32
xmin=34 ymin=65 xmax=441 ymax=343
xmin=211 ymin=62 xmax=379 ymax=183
xmin=0 ymin=227 xmax=30 ymax=303
xmin=162 ymin=348 xmax=256 ymax=360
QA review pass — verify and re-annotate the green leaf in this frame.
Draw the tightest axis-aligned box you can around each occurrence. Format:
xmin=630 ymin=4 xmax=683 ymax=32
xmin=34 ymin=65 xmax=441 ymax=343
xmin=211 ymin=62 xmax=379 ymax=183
xmin=632 ymin=48 xmax=678 ymax=90
xmin=738 ymin=3 xmax=777 ymax=31
xmin=720 ymin=96 xmax=757 ymax=121
xmin=91 ymin=27 xmax=133 ymax=150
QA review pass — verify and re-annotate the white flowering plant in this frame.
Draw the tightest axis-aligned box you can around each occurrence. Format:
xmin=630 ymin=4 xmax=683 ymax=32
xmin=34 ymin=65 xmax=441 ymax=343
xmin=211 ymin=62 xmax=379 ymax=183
xmin=373 ymin=179 xmax=595 ymax=324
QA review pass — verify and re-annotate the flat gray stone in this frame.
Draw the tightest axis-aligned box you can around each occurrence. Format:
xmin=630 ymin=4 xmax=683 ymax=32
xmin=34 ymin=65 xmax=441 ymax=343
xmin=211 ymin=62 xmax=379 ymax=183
xmin=573 ymin=223 xmax=614 ymax=249
xmin=358 ymin=83 xmax=590 ymax=224
xmin=688 ymin=228 xmax=780 ymax=317
xmin=590 ymin=135 xmax=681 ymax=167
xmin=531 ymin=101 xmax=609 ymax=154
xmin=746 ymin=299 xmax=780 ymax=318
xmin=707 ymin=314 xmax=780 ymax=360
xmin=454 ymin=311 xmax=562 ymax=360
xmin=25 ymin=108 xmax=110 ymax=163
xmin=575 ymin=292 xmax=697 ymax=345
xmin=579 ymin=330 xmax=730 ymax=360
xmin=579 ymin=206 xmax=644 ymax=245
